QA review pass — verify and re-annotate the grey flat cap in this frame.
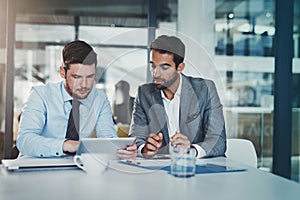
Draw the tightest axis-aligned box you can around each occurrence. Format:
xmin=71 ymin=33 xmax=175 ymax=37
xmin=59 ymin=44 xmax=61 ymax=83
xmin=150 ymin=35 xmax=185 ymax=58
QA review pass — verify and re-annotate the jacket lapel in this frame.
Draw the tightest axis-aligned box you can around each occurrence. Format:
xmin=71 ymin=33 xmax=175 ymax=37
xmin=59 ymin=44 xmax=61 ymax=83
xmin=179 ymin=75 xmax=199 ymax=139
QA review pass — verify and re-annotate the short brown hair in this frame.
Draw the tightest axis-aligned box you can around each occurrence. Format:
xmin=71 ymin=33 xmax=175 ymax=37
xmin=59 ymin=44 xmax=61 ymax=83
xmin=63 ymin=40 xmax=97 ymax=70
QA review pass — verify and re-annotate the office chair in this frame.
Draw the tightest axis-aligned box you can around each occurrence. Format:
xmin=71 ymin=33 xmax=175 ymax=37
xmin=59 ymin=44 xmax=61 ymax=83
xmin=225 ymin=138 xmax=257 ymax=168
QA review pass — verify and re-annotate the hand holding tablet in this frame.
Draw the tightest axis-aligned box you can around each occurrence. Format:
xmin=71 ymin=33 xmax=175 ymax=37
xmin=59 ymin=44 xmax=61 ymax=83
xmin=75 ymin=137 xmax=137 ymax=169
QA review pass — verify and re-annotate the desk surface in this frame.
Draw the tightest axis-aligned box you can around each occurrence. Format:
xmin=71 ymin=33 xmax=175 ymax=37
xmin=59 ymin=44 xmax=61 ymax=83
xmin=1 ymin=157 xmax=300 ymax=200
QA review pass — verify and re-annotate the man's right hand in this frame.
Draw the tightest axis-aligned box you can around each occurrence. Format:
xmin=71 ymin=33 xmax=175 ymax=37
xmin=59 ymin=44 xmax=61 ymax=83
xmin=142 ymin=133 xmax=163 ymax=158
xmin=62 ymin=140 xmax=79 ymax=154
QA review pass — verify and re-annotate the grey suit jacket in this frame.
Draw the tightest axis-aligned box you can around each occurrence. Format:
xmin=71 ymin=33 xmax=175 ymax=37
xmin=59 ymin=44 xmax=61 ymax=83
xmin=129 ymin=74 xmax=226 ymax=157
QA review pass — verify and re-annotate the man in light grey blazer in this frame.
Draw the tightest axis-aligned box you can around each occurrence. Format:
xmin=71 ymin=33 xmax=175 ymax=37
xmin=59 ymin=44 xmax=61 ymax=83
xmin=129 ymin=35 xmax=226 ymax=158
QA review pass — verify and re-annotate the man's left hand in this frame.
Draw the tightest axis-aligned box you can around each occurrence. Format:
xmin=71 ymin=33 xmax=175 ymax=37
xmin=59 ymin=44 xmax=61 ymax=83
xmin=170 ymin=130 xmax=191 ymax=149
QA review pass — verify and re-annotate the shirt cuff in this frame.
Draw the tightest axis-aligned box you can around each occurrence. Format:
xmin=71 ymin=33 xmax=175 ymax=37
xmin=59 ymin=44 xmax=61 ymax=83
xmin=138 ymin=144 xmax=145 ymax=157
xmin=51 ymin=139 xmax=67 ymax=157
xmin=191 ymin=144 xmax=206 ymax=158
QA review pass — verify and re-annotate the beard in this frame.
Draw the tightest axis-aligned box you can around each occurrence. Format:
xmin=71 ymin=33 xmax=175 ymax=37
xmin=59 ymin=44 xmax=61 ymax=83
xmin=154 ymin=72 xmax=179 ymax=90
xmin=65 ymin=82 xmax=91 ymax=99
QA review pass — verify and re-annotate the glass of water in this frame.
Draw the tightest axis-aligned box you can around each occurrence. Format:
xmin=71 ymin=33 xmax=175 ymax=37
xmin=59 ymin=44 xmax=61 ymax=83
xmin=170 ymin=147 xmax=196 ymax=177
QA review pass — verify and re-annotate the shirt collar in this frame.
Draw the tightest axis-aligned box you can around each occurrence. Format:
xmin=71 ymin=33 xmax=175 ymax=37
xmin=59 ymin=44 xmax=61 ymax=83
xmin=60 ymin=81 xmax=95 ymax=105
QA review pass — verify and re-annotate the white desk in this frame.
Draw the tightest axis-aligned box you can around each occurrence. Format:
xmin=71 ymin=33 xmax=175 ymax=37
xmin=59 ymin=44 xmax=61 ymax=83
xmin=1 ymin=157 xmax=300 ymax=200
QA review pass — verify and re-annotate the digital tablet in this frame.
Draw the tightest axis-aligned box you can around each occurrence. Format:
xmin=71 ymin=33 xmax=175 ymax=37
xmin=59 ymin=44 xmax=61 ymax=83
xmin=77 ymin=137 xmax=136 ymax=156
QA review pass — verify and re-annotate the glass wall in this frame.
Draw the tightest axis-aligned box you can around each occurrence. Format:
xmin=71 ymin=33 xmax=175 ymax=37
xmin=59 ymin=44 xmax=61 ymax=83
xmin=214 ymin=0 xmax=276 ymax=171
xmin=214 ymin=0 xmax=299 ymax=180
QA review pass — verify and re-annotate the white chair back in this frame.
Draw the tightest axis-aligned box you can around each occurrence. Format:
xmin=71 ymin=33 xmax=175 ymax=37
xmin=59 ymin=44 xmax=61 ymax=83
xmin=225 ymin=138 xmax=257 ymax=168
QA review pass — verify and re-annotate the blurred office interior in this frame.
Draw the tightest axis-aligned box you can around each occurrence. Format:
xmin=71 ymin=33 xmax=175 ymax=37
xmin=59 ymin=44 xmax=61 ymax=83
xmin=0 ymin=0 xmax=299 ymax=182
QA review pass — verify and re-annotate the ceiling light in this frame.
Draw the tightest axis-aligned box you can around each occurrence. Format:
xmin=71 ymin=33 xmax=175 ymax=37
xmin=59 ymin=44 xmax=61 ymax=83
xmin=227 ymin=12 xmax=234 ymax=19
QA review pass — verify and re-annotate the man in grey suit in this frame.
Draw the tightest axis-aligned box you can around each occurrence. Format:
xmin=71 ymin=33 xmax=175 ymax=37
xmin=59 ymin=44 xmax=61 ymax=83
xmin=129 ymin=35 xmax=226 ymax=158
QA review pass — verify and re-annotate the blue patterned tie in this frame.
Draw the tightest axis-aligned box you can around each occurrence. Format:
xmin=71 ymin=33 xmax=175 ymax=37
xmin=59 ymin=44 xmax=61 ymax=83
xmin=65 ymin=100 xmax=80 ymax=140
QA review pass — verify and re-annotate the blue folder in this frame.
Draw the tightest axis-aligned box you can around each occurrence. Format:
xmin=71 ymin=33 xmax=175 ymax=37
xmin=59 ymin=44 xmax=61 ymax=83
xmin=119 ymin=160 xmax=246 ymax=174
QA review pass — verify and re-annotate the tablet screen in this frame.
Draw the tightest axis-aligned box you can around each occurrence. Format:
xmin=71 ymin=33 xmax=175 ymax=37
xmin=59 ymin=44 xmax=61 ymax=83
xmin=77 ymin=137 xmax=136 ymax=156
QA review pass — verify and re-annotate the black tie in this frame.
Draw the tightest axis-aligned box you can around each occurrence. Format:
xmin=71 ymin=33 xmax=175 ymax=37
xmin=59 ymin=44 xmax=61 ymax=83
xmin=65 ymin=100 xmax=80 ymax=140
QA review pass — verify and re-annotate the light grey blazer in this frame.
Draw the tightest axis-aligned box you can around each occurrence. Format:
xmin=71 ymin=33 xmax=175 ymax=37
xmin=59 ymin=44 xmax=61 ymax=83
xmin=129 ymin=74 xmax=226 ymax=157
